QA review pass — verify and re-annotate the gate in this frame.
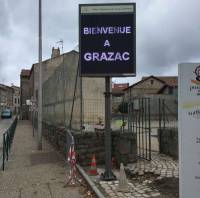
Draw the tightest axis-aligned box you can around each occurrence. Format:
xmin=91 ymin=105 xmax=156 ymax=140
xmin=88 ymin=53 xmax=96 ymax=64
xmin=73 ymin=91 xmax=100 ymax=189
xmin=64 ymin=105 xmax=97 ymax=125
xmin=128 ymin=98 xmax=151 ymax=160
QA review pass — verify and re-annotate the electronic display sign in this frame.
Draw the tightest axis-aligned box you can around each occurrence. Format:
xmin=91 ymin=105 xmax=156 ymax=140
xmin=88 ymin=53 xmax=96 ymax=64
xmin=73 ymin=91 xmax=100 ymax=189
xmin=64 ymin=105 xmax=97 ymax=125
xmin=79 ymin=3 xmax=136 ymax=77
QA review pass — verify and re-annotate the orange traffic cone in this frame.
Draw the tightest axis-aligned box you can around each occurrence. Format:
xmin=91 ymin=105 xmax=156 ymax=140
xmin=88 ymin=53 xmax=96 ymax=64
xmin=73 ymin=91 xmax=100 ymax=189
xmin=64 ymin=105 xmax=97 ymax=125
xmin=89 ymin=154 xmax=98 ymax=175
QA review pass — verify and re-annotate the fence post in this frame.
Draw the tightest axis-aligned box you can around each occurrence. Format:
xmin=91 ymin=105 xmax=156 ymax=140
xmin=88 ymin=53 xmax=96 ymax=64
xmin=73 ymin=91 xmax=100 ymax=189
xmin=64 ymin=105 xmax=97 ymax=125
xmin=6 ymin=133 xmax=9 ymax=161
xmin=122 ymin=97 xmax=125 ymax=132
xmin=148 ymin=98 xmax=151 ymax=160
xmin=162 ymin=99 xmax=166 ymax=129
xmin=158 ymin=98 xmax=162 ymax=153
xmin=2 ymin=133 xmax=5 ymax=171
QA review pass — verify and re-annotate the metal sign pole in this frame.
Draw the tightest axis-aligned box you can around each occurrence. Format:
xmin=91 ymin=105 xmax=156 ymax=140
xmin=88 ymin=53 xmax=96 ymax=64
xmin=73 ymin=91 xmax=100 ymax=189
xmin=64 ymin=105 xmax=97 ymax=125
xmin=38 ymin=0 xmax=42 ymax=150
xmin=101 ymin=76 xmax=116 ymax=181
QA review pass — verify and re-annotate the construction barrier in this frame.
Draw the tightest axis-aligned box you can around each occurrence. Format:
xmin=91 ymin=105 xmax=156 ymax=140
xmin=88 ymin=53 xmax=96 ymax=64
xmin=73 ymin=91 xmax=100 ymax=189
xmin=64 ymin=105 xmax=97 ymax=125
xmin=65 ymin=145 xmax=82 ymax=186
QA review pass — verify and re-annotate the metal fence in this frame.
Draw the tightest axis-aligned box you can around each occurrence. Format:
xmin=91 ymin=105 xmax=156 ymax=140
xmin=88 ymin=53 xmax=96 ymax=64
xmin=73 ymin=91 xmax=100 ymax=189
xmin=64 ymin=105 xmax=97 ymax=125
xmin=158 ymin=98 xmax=178 ymax=129
xmin=0 ymin=117 xmax=18 ymax=170
xmin=128 ymin=98 xmax=151 ymax=160
xmin=127 ymin=97 xmax=178 ymax=159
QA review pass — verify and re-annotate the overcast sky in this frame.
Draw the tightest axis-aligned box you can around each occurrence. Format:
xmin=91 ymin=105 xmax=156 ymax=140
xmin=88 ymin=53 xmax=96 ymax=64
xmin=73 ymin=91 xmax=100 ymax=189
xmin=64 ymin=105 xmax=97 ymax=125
xmin=1 ymin=0 xmax=200 ymax=86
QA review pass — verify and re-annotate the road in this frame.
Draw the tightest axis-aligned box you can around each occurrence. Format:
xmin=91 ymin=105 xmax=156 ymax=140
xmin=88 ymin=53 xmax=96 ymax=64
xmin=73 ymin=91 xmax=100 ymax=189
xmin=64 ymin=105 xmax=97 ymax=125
xmin=0 ymin=118 xmax=13 ymax=148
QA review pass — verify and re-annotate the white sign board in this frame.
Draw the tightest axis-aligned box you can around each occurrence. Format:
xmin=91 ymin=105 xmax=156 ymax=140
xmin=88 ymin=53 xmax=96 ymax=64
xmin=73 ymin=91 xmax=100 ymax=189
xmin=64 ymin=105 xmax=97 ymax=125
xmin=26 ymin=99 xmax=32 ymax=106
xmin=179 ymin=63 xmax=200 ymax=198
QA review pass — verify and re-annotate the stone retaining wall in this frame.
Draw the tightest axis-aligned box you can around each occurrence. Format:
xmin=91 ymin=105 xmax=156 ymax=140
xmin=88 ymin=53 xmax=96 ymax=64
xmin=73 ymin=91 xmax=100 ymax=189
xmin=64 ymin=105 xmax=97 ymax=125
xmin=159 ymin=128 xmax=178 ymax=159
xmin=43 ymin=122 xmax=137 ymax=166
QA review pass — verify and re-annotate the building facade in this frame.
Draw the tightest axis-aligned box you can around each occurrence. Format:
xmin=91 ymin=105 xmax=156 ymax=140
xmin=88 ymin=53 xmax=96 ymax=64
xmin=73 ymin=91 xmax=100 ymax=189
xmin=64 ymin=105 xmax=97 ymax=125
xmin=20 ymin=69 xmax=31 ymax=120
xmin=0 ymin=84 xmax=20 ymax=114
xmin=20 ymin=48 xmax=105 ymax=129
xmin=12 ymin=85 xmax=20 ymax=114
xmin=112 ymin=83 xmax=129 ymax=113
xmin=124 ymin=76 xmax=178 ymax=99
xmin=0 ymin=86 xmax=7 ymax=113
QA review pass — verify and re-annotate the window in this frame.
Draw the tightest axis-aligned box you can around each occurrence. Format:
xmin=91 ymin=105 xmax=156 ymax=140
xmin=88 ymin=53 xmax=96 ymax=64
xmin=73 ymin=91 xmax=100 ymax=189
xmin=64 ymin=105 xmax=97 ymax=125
xmin=15 ymin=98 xmax=17 ymax=104
xmin=150 ymin=80 xmax=154 ymax=85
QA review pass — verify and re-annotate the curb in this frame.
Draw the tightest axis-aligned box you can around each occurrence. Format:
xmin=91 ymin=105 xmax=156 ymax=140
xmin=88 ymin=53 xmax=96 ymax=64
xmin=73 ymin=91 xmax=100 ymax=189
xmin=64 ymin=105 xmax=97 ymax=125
xmin=76 ymin=164 xmax=106 ymax=198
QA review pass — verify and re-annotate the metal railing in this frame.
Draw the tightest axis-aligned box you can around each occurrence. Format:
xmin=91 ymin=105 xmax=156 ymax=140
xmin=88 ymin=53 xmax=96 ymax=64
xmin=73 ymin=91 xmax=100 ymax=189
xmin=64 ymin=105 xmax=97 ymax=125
xmin=0 ymin=117 xmax=18 ymax=170
xmin=158 ymin=98 xmax=178 ymax=129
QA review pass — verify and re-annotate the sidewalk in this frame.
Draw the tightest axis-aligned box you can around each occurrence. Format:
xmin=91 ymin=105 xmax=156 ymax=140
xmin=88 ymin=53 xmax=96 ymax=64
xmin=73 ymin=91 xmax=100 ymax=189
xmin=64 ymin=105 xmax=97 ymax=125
xmin=0 ymin=120 xmax=84 ymax=198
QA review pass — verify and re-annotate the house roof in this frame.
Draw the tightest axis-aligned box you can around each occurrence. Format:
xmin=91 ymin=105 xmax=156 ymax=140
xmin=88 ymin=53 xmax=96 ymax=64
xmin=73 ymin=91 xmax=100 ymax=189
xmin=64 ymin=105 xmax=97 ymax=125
xmin=142 ymin=76 xmax=177 ymax=87
xmin=11 ymin=85 xmax=20 ymax=89
xmin=112 ymin=83 xmax=129 ymax=96
xmin=124 ymin=75 xmax=178 ymax=91
xmin=21 ymin=69 xmax=31 ymax=77
xmin=0 ymin=84 xmax=6 ymax=91
xmin=0 ymin=84 xmax=14 ymax=92
xmin=29 ymin=50 xmax=79 ymax=76
xmin=112 ymin=83 xmax=129 ymax=89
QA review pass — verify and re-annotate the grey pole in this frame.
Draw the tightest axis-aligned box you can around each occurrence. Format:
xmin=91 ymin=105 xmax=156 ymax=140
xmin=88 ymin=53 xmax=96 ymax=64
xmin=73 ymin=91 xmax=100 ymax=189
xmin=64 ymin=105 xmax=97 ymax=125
xmin=101 ymin=77 xmax=116 ymax=181
xmin=38 ymin=0 xmax=42 ymax=150
xmin=80 ymin=67 xmax=84 ymax=130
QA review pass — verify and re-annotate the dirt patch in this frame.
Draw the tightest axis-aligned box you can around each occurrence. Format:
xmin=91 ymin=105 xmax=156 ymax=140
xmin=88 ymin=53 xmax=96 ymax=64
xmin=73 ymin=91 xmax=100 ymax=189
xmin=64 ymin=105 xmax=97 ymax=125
xmin=128 ymin=173 xmax=179 ymax=198
xmin=151 ymin=177 xmax=179 ymax=198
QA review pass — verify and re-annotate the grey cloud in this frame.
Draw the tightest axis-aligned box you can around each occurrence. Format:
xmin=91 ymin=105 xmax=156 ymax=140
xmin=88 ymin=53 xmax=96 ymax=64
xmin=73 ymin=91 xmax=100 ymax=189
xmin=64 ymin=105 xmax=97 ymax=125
xmin=137 ymin=0 xmax=200 ymax=76
xmin=0 ymin=1 xmax=11 ymax=36
xmin=1 ymin=0 xmax=200 ymax=86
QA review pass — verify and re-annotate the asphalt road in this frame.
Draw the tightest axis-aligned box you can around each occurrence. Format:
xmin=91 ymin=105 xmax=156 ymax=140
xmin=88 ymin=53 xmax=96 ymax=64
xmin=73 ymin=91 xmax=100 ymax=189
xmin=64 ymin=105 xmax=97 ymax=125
xmin=0 ymin=118 xmax=13 ymax=148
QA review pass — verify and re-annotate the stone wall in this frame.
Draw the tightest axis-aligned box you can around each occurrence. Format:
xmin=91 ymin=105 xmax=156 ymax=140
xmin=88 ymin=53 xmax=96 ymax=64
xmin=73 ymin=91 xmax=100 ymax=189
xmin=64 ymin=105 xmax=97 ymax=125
xmin=158 ymin=128 xmax=178 ymax=159
xmin=43 ymin=122 xmax=137 ymax=167
xmin=112 ymin=131 xmax=137 ymax=166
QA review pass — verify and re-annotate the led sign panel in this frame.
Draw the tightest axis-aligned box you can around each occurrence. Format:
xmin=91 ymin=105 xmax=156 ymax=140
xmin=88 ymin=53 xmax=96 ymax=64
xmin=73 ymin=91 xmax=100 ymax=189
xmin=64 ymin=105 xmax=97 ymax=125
xmin=79 ymin=3 xmax=136 ymax=77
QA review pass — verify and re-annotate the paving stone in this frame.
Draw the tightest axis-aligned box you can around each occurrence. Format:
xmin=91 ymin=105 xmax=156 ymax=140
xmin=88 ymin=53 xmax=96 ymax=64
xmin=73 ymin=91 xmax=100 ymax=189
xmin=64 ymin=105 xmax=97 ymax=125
xmin=111 ymin=186 xmax=117 ymax=190
xmin=105 ymin=189 xmax=113 ymax=194
xmin=100 ymin=181 xmax=107 ymax=185
xmin=138 ymin=171 xmax=144 ymax=176
xmin=138 ymin=190 xmax=145 ymax=194
xmin=124 ymin=192 xmax=131 ymax=196
xmin=108 ymin=192 xmax=116 ymax=197
xmin=99 ymin=153 xmax=179 ymax=198
xmin=151 ymin=192 xmax=161 ymax=197
xmin=101 ymin=185 xmax=109 ymax=189
xmin=135 ymin=194 xmax=142 ymax=197
xmin=116 ymin=192 xmax=123 ymax=196
xmin=143 ymin=194 xmax=151 ymax=198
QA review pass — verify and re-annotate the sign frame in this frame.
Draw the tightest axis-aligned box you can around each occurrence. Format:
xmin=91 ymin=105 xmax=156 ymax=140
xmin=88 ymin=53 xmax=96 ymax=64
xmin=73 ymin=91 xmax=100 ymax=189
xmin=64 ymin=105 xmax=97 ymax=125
xmin=79 ymin=3 xmax=136 ymax=77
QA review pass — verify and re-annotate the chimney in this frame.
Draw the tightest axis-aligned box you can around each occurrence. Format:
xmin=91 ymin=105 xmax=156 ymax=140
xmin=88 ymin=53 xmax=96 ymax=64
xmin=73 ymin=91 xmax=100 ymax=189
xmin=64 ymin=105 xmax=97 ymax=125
xmin=51 ymin=47 xmax=60 ymax=58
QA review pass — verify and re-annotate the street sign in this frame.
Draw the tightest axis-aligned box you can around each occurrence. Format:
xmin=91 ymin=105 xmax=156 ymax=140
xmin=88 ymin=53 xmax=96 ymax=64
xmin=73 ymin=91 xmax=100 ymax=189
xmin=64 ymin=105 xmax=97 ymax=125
xmin=79 ymin=3 xmax=136 ymax=77
xmin=179 ymin=63 xmax=200 ymax=198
